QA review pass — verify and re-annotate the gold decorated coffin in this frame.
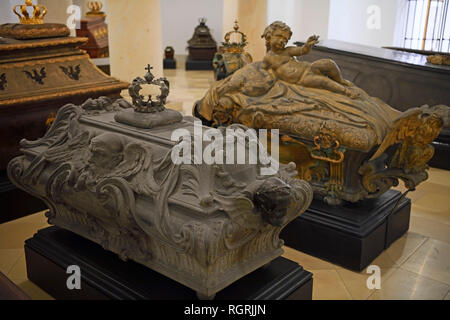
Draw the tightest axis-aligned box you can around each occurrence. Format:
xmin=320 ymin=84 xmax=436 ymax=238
xmin=194 ymin=22 xmax=449 ymax=205
xmin=0 ymin=1 xmax=128 ymax=170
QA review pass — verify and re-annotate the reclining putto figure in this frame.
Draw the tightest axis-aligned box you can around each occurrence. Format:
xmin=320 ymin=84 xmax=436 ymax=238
xmin=261 ymin=21 xmax=360 ymax=99
xmin=194 ymin=21 xmax=449 ymax=205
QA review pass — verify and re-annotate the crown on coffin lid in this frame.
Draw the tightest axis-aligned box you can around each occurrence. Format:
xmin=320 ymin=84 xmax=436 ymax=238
xmin=13 ymin=0 xmax=47 ymax=25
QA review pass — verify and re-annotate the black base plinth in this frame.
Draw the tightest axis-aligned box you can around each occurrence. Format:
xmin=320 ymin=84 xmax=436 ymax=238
xmin=280 ymin=189 xmax=411 ymax=271
xmin=430 ymin=138 xmax=450 ymax=170
xmin=0 ymin=171 xmax=47 ymax=223
xmin=25 ymin=226 xmax=313 ymax=300
xmin=163 ymin=58 xmax=176 ymax=69
xmin=186 ymin=58 xmax=213 ymax=70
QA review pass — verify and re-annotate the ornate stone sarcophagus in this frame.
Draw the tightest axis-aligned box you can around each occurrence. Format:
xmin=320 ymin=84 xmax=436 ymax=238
xmin=8 ymin=66 xmax=313 ymax=299
xmin=194 ymin=21 xmax=450 ymax=206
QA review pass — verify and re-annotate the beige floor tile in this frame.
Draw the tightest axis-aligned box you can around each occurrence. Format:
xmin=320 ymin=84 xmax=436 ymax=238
xmin=15 ymin=279 xmax=54 ymax=300
xmin=282 ymin=246 xmax=339 ymax=270
xmin=392 ymin=184 xmax=426 ymax=203
xmin=384 ymin=232 xmax=428 ymax=266
xmin=0 ymin=221 xmax=45 ymax=249
xmin=411 ymin=205 xmax=450 ymax=228
xmin=427 ymin=167 xmax=450 ymax=186
xmin=444 ymin=290 xmax=450 ymax=300
xmin=393 ymin=178 xmax=450 ymax=205
xmin=312 ymin=270 xmax=352 ymax=300
xmin=400 ymin=239 xmax=450 ymax=285
xmin=368 ymin=268 xmax=449 ymax=300
xmin=412 ymin=195 xmax=450 ymax=224
xmin=336 ymin=267 xmax=398 ymax=300
xmin=4 ymin=211 xmax=49 ymax=226
xmin=409 ymin=215 xmax=450 ymax=244
xmin=7 ymin=254 xmax=27 ymax=280
xmin=0 ymin=249 xmax=24 ymax=275
xmin=366 ymin=250 xmax=398 ymax=269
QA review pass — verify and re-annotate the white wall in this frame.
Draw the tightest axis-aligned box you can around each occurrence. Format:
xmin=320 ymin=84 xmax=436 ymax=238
xmin=161 ymin=0 xmax=223 ymax=55
xmin=295 ymin=0 xmax=330 ymax=42
xmin=328 ymin=0 xmax=401 ymax=47
xmin=267 ymin=0 xmax=401 ymax=48
xmin=267 ymin=0 xmax=330 ymax=45
xmin=267 ymin=0 xmax=296 ymax=45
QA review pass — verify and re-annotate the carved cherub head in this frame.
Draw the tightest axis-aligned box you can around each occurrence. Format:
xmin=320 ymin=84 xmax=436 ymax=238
xmin=88 ymin=133 xmax=125 ymax=171
xmin=315 ymin=122 xmax=337 ymax=149
xmin=261 ymin=21 xmax=292 ymax=52
xmin=416 ymin=113 xmax=444 ymax=147
xmin=254 ymin=177 xmax=292 ymax=226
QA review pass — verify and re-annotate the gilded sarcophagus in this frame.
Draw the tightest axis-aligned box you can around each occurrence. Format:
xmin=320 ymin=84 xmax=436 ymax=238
xmin=8 ymin=66 xmax=313 ymax=299
xmin=194 ymin=21 xmax=450 ymax=206
xmin=0 ymin=0 xmax=128 ymax=171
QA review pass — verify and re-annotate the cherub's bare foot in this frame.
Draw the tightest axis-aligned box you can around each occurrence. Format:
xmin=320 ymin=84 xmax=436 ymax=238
xmin=345 ymin=87 xmax=360 ymax=99
xmin=341 ymin=79 xmax=353 ymax=87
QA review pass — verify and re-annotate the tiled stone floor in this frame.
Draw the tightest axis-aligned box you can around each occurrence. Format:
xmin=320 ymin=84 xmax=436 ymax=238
xmin=1 ymin=57 xmax=449 ymax=300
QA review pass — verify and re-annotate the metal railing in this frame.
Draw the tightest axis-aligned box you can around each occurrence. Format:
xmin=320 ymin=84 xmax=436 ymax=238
xmin=403 ymin=0 xmax=450 ymax=53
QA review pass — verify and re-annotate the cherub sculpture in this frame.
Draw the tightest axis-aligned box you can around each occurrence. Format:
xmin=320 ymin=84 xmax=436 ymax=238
xmin=261 ymin=21 xmax=360 ymax=98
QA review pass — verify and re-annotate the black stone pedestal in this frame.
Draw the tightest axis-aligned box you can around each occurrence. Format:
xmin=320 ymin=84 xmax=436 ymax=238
xmin=280 ymin=189 xmax=411 ymax=271
xmin=186 ymin=58 xmax=213 ymax=70
xmin=163 ymin=58 xmax=176 ymax=69
xmin=0 ymin=171 xmax=47 ymax=223
xmin=430 ymin=132 xmax=450 ymax=170
xmin=25 ymin=226 xmax=313 ymax=300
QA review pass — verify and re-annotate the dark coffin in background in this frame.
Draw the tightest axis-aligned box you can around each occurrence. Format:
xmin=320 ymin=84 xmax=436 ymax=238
xmin=0 ymin=36 xmax=128 ymax=223
xmin=76 ymin=16 xmax=109 ymax=59
xmin=185 ymin=19 xmax=217 ymax=70
xmin=295 ymin=39 xmax=450 ymax=170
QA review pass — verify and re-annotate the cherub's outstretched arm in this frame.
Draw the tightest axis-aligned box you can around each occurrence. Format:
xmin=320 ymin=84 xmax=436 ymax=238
xmin=286 ymin=35 xmax=320 ymax=57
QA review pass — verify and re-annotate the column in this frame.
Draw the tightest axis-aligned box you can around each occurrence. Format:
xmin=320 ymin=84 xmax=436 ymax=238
xmin=223 ymin=0 xmax=267 ymax=62
xmin=107 ymin=0 xmax=163 ymax=83
xmin=222 ymin=0 xmax=238 ymax=39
